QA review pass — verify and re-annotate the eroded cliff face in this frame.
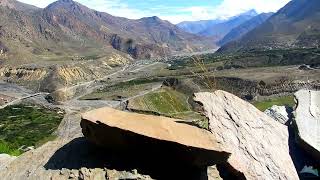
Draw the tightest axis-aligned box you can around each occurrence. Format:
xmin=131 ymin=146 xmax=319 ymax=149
xmin=0 ymin=66 xmax=92 ymax=92
xmin=57 ymin=66 xmax=93 ymax=85
xmin=0 ymin=54 xmax=130 ymax=101
xmin=0 ymin=67 xmax=47 ymax=82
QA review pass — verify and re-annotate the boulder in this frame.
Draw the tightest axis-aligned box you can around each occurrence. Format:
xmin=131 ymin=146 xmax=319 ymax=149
xmin=294 ymin=90 xmax=320 ymax=160
xmin=194 ymin=90 xmax=299 ymax=180
xmin=264 ymin=105 xmax=289 ymax=125
xmin=81 ymin=107 xmax=230 ymax=168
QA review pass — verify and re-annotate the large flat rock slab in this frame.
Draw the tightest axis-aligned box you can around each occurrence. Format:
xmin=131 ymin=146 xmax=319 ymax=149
xmin=194 ymin=90 xmax=299 ymax=180
xmin=294 ymin=90 xmax=320 ymax=159
xmin=81 ymin=107 xmax=230 ymax=167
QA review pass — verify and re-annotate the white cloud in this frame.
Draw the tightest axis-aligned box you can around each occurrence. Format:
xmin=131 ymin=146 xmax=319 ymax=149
xmin=19 ymin=0 xmax=149 ymax=19
xmin=19 ymin=0 xmax=55 ymax=8
xmin=18 ymin=0 xmax=291 ymax=24
xmin=212 ymin=0 xmax=291 ymax=19
xmin=163 ymin=0 xmax=291 ymax=23
xmin=81 ymin=0 xmax=148 ymax=19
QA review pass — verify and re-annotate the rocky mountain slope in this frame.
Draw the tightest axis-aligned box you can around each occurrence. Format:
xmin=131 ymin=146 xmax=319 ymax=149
xmin=218 ymin=12 xmax=273 ymax=46
xmin=0 ymin=0 xmax=214 ymax=65
xmin=218 ymin=0 xmax=320 ymax=53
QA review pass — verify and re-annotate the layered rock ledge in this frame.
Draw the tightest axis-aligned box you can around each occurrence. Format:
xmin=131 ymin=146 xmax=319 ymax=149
xmin=194 ymin=90 xmax=299 ymax=180
xmin=294 ymin=90 xmax=320 ymax=160
xmin=81 ymin=107 xmax=230 ymax=168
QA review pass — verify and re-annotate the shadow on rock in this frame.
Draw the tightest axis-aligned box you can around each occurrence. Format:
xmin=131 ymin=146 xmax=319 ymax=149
xmin=288 ymin=124 xmax=319 ymax=179
xmin=45 ymin=137 xmax=209 ymax=180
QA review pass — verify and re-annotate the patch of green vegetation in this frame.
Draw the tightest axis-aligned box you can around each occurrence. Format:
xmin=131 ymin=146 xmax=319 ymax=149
xmin=168 ymin=54 xmax=223 ymax=70
xmin=219 ymin=48 xmax=320 ymax=68
xmin=129 ymin=87 xmax=209 ymax=129
xmin=130 ymin=87 xmax=190 ymax=114
xmin=253 ymin=95 xmax=295 ymax=111
xmin=0 ymin=140 xmax=21 ymax=156
xmin=168 ymin=48 xmax=320 ymax=71
xmin=0 ymin=105 xmax=64 ymax=156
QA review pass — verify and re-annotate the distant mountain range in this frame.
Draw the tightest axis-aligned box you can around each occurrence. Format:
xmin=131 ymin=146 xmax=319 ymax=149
xmin=0 ymin=0 xmax=215 ymax=64
xmin=176 ymin=20 xmax=225 ymax=35
xmin=198 ymin=10 xmax=259 ymax=38
xmin=0 ymin=0 xmax=319 ymax=63
xmin=218 ymin=0 xmax=320 ymax=53
xmin=218 ymin=12 xmax=274 ymax=46
xmin=177 ymin=10 xmax=262 ymax=41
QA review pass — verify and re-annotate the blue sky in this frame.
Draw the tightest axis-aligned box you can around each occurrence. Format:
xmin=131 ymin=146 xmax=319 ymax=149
xmin=19 ymin=0 xmax=291 ymax=24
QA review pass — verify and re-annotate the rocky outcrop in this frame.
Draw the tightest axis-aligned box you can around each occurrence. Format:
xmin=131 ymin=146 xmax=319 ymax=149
xmin=264 ymin=105 xmax=290 ymax=125
xmin=294 ymin=90 xmax=320 ymax=160
xmin=81 ymin=107 xmax=230 ymax=167
xmin=194 ymin=90 xmax=299 ymax=180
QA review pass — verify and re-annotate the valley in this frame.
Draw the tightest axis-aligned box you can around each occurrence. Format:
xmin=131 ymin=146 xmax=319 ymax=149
xmin=1 ymin=52 xmax=319 ymax=133
xmin=1 ymin=42 xmax=320 ymax=177
xmin=0 ymin=0 xmax=320 ymax=179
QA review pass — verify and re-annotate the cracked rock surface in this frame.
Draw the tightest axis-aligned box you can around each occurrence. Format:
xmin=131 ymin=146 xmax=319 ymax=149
xmin=194 ymin=90 xmax=299 ymax=180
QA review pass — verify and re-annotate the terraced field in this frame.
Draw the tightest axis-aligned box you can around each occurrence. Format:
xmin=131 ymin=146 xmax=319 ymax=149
xmin=0 ymin=105 xmax=64 ymax=155
xmin=128 ymin=87 xmax=208 ymax=129
xmin=128 ymin=87 xmax=190 ymax=113
xmin=252 ymin=95 xmax=295 ymax=111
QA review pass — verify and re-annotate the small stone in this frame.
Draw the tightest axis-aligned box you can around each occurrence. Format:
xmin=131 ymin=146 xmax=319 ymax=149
xmin=132 ymin=169 xmax=138 ymax=175
xmin=264 ymin=105 xmax=289 ymax=125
